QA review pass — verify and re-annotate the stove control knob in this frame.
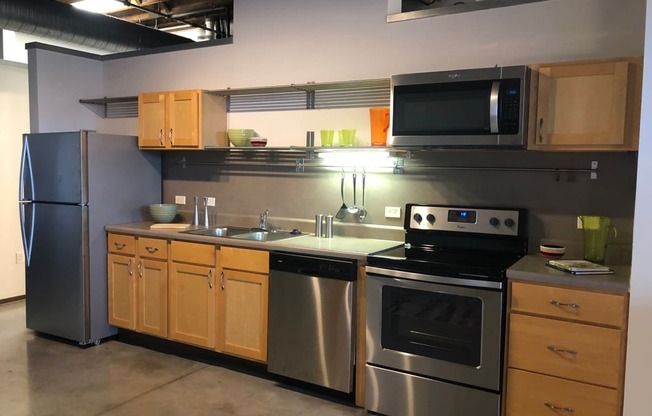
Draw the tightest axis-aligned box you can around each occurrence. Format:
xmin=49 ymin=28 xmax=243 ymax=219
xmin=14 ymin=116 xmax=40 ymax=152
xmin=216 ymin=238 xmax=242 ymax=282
xmin=413 ymin=213 xmax=423 ymax=224
xmin=489 ymin=217 xmax=500 ymax=227
xmin=505 ymin=218 xmax=515 ymax=228
xmin=426 ymin=214 xmax=436 ymax=224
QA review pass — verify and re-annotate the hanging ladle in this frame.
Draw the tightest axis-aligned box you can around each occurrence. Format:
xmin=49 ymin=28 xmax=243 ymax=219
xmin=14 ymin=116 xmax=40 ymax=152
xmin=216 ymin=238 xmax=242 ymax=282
xmin=335 ymin=170 xmax=348 ymax=219
xmin=358 ymin=171 xmax=367 ymax=221
xmin=347 ymin=170 xmax=359 ymax=214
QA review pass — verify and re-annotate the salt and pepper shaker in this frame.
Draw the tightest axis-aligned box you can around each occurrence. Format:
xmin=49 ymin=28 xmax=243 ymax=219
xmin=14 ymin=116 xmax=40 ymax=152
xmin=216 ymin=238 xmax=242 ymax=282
xmin=192 ymin=196 xmax=199 ymax=226
xmin=203 ymin=197 xmax=210 ymax=227
xmin=325 ymin=215 xmax=334 ymax=238
xmin=315 ymin=214 xmax=324 ymax=237
xmin=306 ymin=131 xmax=315 ymax=147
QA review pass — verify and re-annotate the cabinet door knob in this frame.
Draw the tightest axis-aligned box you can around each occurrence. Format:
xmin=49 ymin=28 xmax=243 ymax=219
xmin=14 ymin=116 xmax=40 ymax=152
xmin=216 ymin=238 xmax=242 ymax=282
xmin=544 ymin=402 xmax=574 ymax=413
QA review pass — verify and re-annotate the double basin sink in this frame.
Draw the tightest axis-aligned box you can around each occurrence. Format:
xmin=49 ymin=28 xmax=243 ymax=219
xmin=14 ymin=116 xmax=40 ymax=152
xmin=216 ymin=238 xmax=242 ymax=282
xmin=181 ymin=226 xmax=303 ymax=242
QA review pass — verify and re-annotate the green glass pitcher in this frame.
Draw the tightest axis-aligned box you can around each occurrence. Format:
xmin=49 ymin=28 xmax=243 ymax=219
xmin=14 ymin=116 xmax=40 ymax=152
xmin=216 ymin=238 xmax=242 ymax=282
xmin=579 ymin=216 xmax=617 ymax=264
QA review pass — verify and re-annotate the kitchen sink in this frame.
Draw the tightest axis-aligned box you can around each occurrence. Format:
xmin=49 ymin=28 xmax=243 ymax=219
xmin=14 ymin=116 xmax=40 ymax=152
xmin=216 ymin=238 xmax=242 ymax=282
xmin=181 ymin=226 xmax=303 ymax=242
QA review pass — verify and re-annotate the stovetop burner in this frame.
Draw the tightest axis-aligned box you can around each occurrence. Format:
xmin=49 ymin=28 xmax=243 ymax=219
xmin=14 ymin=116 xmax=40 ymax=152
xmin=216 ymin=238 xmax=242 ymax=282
xmin=367 ymin=204 xmax=528 ymax=282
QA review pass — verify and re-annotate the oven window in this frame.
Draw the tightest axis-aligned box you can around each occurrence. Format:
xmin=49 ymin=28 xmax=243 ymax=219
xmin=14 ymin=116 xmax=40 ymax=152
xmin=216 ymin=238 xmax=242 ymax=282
xmin=381 ymin=286 xmax=482 ymax=366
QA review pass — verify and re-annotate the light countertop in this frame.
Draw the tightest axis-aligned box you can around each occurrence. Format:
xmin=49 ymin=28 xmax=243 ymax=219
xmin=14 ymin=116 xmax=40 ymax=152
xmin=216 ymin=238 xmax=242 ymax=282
xmin=105 ymin=222 xmax=402 ymax=261
xmin=507 ymin=255 xmax=630 ymax=294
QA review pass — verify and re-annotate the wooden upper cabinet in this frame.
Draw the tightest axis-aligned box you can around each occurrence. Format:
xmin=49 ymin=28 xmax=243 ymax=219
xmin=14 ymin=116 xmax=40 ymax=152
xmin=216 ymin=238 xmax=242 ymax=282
xmin=138 ymin=89 xmax=227 ymax=150
xmin=528 ymin=57 xmax=642 ymax=151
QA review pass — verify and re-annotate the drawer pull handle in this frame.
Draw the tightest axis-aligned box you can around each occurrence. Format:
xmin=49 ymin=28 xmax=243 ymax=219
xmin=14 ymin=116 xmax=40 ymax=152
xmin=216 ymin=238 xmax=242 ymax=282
xmin=544 ymin=402 xmax=574 ymax=413
xmin=550 ymin=299 xmax=580 ymax=309
xmin=145 ymin=246 xmax=159 ymax=254
xmin=547 ymin=345 xmax=577 ymax=356
xmin=114 ymin=242 xmax=126 ymax=250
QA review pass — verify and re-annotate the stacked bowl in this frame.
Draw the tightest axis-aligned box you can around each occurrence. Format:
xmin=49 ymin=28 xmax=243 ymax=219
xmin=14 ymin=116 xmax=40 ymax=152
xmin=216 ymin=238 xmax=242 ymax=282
xmin=149 ymin=204 xmax=177 ymax=223
xmin=228 ymin=129 xmax=254 ymax=147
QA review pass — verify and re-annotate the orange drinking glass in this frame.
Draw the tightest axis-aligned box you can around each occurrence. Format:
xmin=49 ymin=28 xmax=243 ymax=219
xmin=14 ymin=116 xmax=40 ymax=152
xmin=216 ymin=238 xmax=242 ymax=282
xmin=370 ymin=107 xmax=390 ymax=146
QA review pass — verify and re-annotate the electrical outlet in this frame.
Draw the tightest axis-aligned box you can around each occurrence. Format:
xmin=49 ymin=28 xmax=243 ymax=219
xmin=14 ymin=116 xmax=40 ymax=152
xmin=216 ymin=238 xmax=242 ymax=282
xmin=175 ymin=195 xmax=186 ymax=204
xmin=577 ymin=216 xmax=583 ymax=229
xmin=385 ymin=206 xmax=401 ymax=218
xmin=15 ymin=252 xmax=24 ymax=264
xmin=206 ymin=197 xmax=216 ymax=207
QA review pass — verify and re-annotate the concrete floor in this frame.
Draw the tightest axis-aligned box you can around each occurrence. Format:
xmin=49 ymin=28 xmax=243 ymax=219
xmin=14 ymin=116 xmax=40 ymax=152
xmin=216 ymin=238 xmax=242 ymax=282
xmin=0 ymin=300 xmax=367 ymax=416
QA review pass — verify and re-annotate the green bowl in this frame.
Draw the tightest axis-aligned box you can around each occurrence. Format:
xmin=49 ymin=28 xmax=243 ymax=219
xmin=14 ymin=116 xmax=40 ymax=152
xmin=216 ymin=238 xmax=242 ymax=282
xmin=149 ymin=204 xmax=177 ymax=223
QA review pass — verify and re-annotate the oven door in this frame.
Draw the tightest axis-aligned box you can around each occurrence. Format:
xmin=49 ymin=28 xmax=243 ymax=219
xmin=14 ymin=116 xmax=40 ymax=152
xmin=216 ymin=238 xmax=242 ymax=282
xmin=366 ymin=267 xmax=504 ymax=391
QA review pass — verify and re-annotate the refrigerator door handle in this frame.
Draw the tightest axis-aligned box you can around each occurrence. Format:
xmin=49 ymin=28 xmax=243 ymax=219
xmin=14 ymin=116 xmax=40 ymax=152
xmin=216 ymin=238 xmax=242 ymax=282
xmin=19 ymin=201 xmax=34 ymax=267
xmin=19 ymin=137 xmax=35 ymax=267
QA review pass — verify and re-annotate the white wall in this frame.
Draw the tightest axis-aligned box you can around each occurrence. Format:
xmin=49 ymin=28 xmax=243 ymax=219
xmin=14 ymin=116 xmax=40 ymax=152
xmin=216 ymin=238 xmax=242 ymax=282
xmin=0 ymin=60 xmax=28 ymax=299
xmin=624 ymin=1 xmax=652 ymax=414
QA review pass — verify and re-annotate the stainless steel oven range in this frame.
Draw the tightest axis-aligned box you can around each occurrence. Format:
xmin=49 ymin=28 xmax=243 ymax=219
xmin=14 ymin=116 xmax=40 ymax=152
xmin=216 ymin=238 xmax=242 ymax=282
xmin=365 ymin=204 xmax=528 ymax=416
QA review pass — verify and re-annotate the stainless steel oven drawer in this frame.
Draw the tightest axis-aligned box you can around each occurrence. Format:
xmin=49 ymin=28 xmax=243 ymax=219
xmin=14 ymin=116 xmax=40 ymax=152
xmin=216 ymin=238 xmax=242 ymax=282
xmin=365 ymin=364 xmax=501 ymax=416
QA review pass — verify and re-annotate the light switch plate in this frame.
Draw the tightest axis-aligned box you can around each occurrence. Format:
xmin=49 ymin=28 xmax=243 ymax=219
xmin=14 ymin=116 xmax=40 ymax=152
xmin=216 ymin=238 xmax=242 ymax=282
xmin=175 ymin=195 xmax=186 ymax=204
xmin=577 ymin=216 xmax=583 ymax=229
xmin=206 ymin=197 xmax=216 ymax=207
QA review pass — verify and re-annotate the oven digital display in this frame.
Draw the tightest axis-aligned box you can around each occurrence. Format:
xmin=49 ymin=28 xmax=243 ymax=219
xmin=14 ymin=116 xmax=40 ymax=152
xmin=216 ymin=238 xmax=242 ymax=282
xmin=448 ymin=210 xmax=477 ymax=223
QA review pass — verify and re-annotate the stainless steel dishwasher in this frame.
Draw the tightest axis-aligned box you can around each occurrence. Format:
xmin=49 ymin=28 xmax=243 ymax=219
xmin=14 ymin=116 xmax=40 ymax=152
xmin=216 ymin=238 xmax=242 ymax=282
xmin=268 ymin=251 xmax=357 ymax=393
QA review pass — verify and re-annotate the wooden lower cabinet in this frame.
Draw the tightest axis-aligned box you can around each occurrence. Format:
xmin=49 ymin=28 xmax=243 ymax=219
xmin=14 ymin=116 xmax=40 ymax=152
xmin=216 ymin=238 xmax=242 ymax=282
xmin=506 ymin=368 xmax=619 ymax=416
xmin=506 ymin=281 xmax=628 ymax=416
xmin=107 ymin=234 xmax=169 ymax=337
xmin=137 ymin=258 xmax=168 ymax=337
xmin=168 ymin=241 xmax=216 ymax=349
xmin=107 ymin=252 xmax=136 ymax=330
xmin=217 ymin=247 xmax=269 ymax=362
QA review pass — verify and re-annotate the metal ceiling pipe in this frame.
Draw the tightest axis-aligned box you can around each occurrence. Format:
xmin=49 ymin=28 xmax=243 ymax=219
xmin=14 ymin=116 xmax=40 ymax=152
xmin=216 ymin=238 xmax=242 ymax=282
xmin=0 ymin=0 xmax=193 ymax=53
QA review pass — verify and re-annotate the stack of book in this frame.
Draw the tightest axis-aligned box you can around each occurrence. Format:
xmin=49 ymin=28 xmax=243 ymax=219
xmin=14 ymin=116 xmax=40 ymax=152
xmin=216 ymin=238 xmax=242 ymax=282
xmin=546 ymin=259 xmax=614 ymax=275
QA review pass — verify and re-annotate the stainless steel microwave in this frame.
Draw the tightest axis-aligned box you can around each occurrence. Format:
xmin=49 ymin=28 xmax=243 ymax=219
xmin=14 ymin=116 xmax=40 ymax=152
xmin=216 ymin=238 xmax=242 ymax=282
xmin=389 ymin=65 xmax=530 ymax=148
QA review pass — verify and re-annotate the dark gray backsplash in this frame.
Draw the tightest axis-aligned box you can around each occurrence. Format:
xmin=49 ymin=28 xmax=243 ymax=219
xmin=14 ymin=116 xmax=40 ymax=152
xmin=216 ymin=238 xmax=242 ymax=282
xmin=161 ymin=150 xmax=637 ymax=264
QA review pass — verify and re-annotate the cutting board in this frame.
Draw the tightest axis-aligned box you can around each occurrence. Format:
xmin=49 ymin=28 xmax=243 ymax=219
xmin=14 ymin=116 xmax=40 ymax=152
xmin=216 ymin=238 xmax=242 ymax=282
xmin=150 ymin=223 xmax=190 ymax=230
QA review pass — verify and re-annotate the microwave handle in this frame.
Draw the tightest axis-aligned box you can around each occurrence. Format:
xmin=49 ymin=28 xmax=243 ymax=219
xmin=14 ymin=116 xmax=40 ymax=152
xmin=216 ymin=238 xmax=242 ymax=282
xmin=489 ymin=81 xmax=500 ymax=133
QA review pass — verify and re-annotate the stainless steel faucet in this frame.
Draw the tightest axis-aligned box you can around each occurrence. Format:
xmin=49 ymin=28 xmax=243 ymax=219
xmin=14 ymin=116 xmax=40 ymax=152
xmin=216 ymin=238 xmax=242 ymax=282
xmin=259 ymin=209 xmax=270 ymax=230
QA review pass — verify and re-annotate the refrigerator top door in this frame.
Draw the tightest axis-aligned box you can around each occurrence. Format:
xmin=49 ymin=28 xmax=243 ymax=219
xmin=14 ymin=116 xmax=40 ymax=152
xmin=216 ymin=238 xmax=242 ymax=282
xmin=21 ymin=131 xmax=87 ymax=204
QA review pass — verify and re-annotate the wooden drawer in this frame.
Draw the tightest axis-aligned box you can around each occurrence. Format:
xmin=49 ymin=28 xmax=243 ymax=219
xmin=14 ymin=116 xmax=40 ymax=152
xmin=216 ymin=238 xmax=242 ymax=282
xmin=137 ymin=237 xmax=168 ymax=260
xmin=511 ymin=281 xmax=627 ymax=327
xmin=508 ymin=314 xmax=622 ymax=388
xmin=221 ymin=246 xmax=269 ymax=274
xmin=108 ymin=233 xmax=135 ymax=255
xmin=506 ymin=368 xmax=619 ymax=416
xmin=170 ymin=241 xmax=215 ymax=266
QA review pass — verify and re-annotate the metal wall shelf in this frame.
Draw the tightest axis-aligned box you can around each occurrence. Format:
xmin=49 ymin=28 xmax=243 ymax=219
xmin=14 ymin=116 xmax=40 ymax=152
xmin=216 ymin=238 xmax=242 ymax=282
xmin=79 ymin=78 xmax=391 ymax=117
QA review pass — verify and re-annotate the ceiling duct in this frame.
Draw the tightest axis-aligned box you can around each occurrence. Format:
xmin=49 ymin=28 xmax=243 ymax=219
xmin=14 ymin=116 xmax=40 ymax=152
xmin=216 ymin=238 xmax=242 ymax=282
xmin=0 ymin=0 xmax=194 ymax=53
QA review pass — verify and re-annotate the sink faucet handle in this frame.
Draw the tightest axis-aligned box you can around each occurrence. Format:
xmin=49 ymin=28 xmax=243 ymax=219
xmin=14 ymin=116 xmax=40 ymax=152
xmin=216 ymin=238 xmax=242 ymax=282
xmin=260 ymin=209 xmax=270 ymax=229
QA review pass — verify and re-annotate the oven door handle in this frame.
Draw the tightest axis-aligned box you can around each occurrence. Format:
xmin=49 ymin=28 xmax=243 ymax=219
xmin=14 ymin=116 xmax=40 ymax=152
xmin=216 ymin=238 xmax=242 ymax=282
xmin=365 ymin=266 xmax=503 ymax=290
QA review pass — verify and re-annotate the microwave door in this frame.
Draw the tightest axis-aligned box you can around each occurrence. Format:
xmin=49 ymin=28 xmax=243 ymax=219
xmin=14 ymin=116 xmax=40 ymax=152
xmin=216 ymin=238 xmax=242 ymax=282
xmin=489 ymin=81 xmax=500 ymax=133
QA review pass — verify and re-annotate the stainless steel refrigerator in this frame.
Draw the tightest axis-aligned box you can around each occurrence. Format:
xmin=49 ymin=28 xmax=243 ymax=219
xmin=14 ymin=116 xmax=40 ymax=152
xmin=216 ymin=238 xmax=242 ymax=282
xmin=18 ymin=131 xmax=161 ymax=345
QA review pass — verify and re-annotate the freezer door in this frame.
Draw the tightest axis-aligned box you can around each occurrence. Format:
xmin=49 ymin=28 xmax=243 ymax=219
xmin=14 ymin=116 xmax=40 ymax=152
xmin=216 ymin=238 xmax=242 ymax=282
xmin=25 ymin=202 xmax=89 ymax=343
xmin=21 ymin=132 xmax=86 ymax=204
